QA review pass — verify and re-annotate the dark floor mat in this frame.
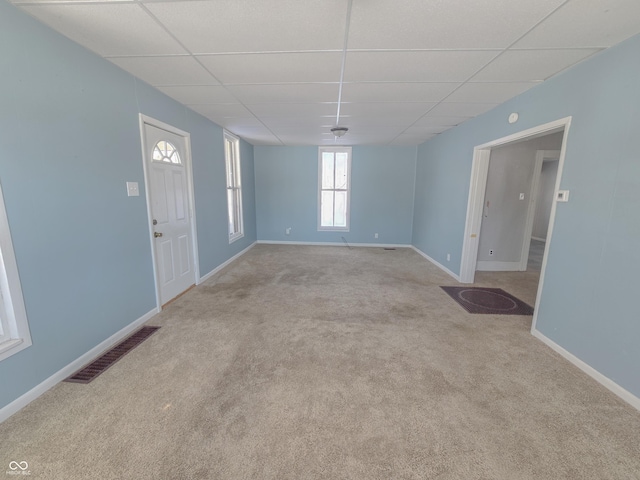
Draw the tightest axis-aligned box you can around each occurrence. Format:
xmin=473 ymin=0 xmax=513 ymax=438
xmin=64 ymin=326 xmax=160 ymax=384
xmin=440 ymin=286 xmax=534 ymax=315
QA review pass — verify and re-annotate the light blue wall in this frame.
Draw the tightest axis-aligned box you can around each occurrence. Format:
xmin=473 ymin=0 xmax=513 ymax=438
xmin=255 ymin=145 xmax=416 ymax=244
xmin=412 ymin=34 xmax=640 ymax=397
xmin=0 ymin=0 xmax=256 ymax=410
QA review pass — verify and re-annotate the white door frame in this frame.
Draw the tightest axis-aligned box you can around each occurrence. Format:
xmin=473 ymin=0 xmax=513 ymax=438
xmin=138 ymin=114 xmax=200 ymax=310
xmin=518 ymin=149 xmax=561 ymax=271
xmin=460 ymin=117 xmax=572 ymax=285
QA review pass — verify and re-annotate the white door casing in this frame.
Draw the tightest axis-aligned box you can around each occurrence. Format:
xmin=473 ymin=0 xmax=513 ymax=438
xmin=140 ymin=116 xmax=198 ymax=306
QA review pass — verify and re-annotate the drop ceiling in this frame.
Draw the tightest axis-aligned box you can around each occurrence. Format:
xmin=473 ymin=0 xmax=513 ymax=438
xmin=11 ymin=0 xmax=640 ymax=146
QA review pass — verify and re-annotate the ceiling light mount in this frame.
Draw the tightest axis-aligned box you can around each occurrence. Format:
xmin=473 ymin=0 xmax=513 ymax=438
xmin=331 ymin=126 xmax=349 ymax=137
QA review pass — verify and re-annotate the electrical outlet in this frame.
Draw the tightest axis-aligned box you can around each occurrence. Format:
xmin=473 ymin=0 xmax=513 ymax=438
xmin=489 ymin=249 xmax=494 ymax=256
xmin=374 ymin=233 xmax=378 ymax=239
xmin=285 ymin=227 xmax=291 ymax=235
xmin=447 ymin=253 xmax=450 ymax=262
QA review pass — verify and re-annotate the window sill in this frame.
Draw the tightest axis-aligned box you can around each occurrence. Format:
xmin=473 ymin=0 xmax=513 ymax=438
xmin=229 ymin=233 xmax=245 ymax=244
xmin=318 ymin=227 xmax=350 ymax=232
xmin=0 ymin=337 xmax=27 ymax=362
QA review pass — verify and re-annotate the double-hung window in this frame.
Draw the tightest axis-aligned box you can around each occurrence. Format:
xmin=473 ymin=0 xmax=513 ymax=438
xmin=224 ymin=132 xmax=244 ymax=243
xmin=318 ymin=147 xmax=351 ymax=231
xmin=0 ymin=182 xmax=32 ymax=361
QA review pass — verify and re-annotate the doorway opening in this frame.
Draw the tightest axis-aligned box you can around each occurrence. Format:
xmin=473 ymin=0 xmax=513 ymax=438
xmin=460 ymin=117 xmax=571 ymax=331
xmin=139 ymin=115 xmax=199 ymax=309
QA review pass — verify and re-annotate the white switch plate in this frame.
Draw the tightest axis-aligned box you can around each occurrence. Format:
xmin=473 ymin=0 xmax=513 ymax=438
xmin=126 ymin=182 xmax=139 ymax=197
xmin=519 ymin=193 xmax=525 ymax=200
xmin=557 ymin=190 xmax=570 ymax=202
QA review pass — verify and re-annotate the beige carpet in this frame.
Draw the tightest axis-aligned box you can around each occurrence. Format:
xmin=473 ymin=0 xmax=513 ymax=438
xmin=1 ymin=245 xmax=639 ymax=479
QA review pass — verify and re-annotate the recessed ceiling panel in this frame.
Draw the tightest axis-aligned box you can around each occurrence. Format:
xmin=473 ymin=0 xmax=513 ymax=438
xmin=341 ymin=82 xmax=459 ymax=103
xmin=349 ymin=0 xmax=565 ymax=50
xmin=108 ymin=56 xmax=218 ymax=86
xmin=197 ymin=52 xmax=342 ymax=85
xmin=23 ymin=4 xmax=186 ymax=56
xmin=446 ymin=82 xmax=540 ymax=103
xmin=158 ymin=85 xmax=237 ymax=104
xmin=145 ymin=0 xmax=347 ymax=53
xmin=471 ymin=49 xmax=601 ymax=82
xmin=227 ymin=84 xmax=339 ymax=104
xmin=514 ymin=0 xmax=640 ymax=49
xmin=344 ymin=51 xmax=498 ymax=83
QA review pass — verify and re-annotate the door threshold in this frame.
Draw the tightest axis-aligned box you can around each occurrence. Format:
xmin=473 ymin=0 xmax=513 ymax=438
xmin=161 ymin=284 xmax=196 ymax=308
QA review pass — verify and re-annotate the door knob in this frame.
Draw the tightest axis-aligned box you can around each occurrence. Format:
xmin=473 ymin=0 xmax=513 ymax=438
xmin=154 ymin=232 xmax=163 ymax=238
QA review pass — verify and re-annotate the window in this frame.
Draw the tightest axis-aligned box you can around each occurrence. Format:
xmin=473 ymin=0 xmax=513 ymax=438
xmin=318 ymin=147 xmax=351 ymax=231
xmin=0 ymin=182 xmax=32 ymax=361
xmin=224 ymin=132 xmax=244 ymax=243
xmin=152 ymin=141 xmax=182 ymax=164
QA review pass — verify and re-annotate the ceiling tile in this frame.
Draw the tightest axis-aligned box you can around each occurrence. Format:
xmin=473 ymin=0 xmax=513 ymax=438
xmin=23 ymin=4 xmax=186 ymax=56
xmin=227 ymin=84 xmax=339 ymax=104
xmin=145 ymin=0 xmax=347 ymax=53
xmin=344 ymin=51 xmax=498 ymax=83
xmin=428 ymin=102 xmax=499 ymax=117
xmin=197 ymin=52 xmax=342 ymax=85
xmin=349 ymin=0 xmax=565 ymax=50
xmin=187 ymin=103 xmax=252 ymax=119
xmin=247 ymin=103 xmax=338 ymax=117
xmin=226 ymin=126 xmax=280 ymax=144
xmin=341 ymin=83 xmax=459 ymax=103
xmin=446 ymin=82 xmax=540 ymax=103
xmin=403 ymin=126 xmax=451 ymax=135
xmin=339 ymin=102 xmax=436 ymax=118
xmin=471 ymin=49 xmax=601 ymax=82
xmin=157 ymin=85 xmax=237 ymax=104
xmin=339 ymin=116 xmax=420 ymax=128
xmin=108 ymin=56 xmax=218 ymax=86
xmin=412 ymin=116 xmax=471 ymax=127
xmin=209 ymin=117 xmax=265 ymax=129
xmin=514 ymin=0 xmax=640 ymax=49
xmin=260 ymin=117 xmax=336 ymax=128
xmin=390 ymin=134 xmax=437 ymax=146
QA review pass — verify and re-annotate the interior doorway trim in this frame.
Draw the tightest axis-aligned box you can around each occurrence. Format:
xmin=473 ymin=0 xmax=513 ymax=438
xmin=460 ymin=117 xmax=571 ymax=331
xmin=138 ymin=114 xmax=200 ymax=310
xmin=518 ymin=149 xmax=561 ymax=271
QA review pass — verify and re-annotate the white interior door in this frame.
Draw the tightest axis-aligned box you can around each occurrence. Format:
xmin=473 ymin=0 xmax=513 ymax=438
xmin=143 ymin=123 xmax=195 ymax=305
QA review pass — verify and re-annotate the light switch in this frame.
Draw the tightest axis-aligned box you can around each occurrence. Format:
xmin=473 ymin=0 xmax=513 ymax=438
xmin=126 ymin=182 xmax=139 ymax=197
xmin=519 ymin=193 xmax=525 ymax=200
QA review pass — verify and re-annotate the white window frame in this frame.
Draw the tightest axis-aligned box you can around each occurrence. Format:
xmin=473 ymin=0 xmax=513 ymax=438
xmin=0 ymin=181 xmax=32 ymax=361
xmin=318 ymin=146 xmax=352 ymax=232
xmin=224 ymin=131 xmax=244 ymax=243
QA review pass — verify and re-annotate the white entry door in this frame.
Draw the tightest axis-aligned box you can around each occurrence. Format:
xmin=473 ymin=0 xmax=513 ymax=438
xmin=143 ymin=122 xmax=196 ymax=305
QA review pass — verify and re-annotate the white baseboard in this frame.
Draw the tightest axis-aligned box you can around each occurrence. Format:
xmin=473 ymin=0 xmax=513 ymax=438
xmin=198 ymin=241 xmax=257 ymax=283
xmin=531 ymin=236 xmax=546 ymax=243
xmin=410 ymin=246 xmax=461 ymax=282
xmin=531 ymin=329 xmax=640 ymax=412
xmin=257 ymin=240 xmax=410 ymax=249
xmin=476 ymin=260 xmax=522 ymax=271
xmin=0 ymin=307 xmax=159 ymax=424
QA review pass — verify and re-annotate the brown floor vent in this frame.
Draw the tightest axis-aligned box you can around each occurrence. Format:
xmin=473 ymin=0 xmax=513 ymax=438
xmin=64 ymin=326 xmax=160 ymax=384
